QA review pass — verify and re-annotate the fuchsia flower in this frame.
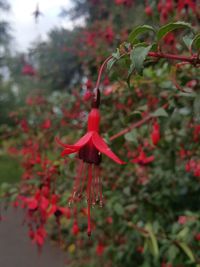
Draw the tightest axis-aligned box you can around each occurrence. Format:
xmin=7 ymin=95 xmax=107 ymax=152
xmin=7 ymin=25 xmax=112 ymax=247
xmin=33 ymin=226 xmax=47 ymax=247
xmin=151 ymin=120 xmax=160 ymax=145
xmin=56 ymin=90 xmax=124 ymax=236
xmin=72 ymin=220 xmax=79 ymax=236
xmin=104 ymin=27 xmax=114 ymax=44
xmin=41 ymin=119 xmax=51 ymax=129
xmin=178 ymin=215 xmax=187 ymax=225
xmin=96 ymin=242 xmax=105 ymax=256
xmin=145 ymin=5 xmax=153 ymax=16
xmin=22 ymin=64 xmax=36 ymax=76
xmin=195 ymin=233 xmax=200 ymax=241
xmin=131 ymin=148 xmax=154 ymax=165
xmin=177 ymin=0 xmax=196 ymax=13
xmin=20 ymin=119 xmax=29 ymax=133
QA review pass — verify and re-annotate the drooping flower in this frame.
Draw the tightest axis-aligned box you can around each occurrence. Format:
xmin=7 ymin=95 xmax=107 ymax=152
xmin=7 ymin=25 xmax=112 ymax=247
xmin=195 ymin=233 xmax=200 ymax=241
xmin=41 ymin=119 xmax=51 ymax=129
xmin=178 ymin=215 xmax=187 ymax=225
xmin=22 ymin=64 xmax=36 ymax=76
xmin=96 ymin=242 xmax=105 ymax=256
xmin=104 ymin=26 xmax=114 ymax=44
xmin=56 ymin=90 xmax=124 ymax=236
xmin=177 ymin=0 xmax=196 ymax=13
xmin=131 ymin=148 xmax=154 ymax=165
xmin=145 ymin=5 xmax=153 ymax=16
xmin=151 ymin=120 xmax=160 ymax=145
xmin=72 ymin=219 xmax=79 ymax=236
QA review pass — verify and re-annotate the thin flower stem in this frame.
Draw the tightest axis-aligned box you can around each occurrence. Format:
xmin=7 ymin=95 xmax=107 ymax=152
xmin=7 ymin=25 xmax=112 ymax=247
xmin=148 ymin=52 xmax=200 ymax=64
xmin=87 ymin=164 xmax=93 ymax=236
xmin=93 ymin=52 xmax=199 ymax=102
xmin=95 ymin=55 xmax=113 ymax=90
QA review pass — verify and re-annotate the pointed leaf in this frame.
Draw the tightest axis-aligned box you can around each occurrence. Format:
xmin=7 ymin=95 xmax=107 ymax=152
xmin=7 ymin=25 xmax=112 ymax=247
xmin=179 ymin=242 xmax=195 ymax=263
xmin=182 ymin=35 xmax=193 ymax=51
xmin=145 ymin=223 xmax=159 ymax=258
xmin=130 ymin=45 xmax=152 ymax=75
xmin=152 ymin=108 xmax=168 ymax=117
xmin=128 ymin=25 xmax=155 ymax=44
xmin=114 ymin=203 xmax=124 ymax=215
xmin=107 ymin=58 xmax=117 ymax=71
xmin=157 ymin=22 xmax=193 ymax=41
xmin=191 ymin=33 xmax=200 ymax=50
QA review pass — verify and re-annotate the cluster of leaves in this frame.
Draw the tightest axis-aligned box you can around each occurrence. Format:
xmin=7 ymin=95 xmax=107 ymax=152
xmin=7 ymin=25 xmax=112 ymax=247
xmin=1 ymin=0 xmax=200 ymax=267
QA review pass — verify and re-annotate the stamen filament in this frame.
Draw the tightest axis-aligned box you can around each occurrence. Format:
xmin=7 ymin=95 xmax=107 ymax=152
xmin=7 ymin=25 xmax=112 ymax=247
xmin=87 ymin=164 xmax=93 ymax=236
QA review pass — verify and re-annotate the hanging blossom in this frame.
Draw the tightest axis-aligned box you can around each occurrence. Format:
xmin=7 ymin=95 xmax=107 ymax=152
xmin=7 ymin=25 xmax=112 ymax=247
xmin=56 ymin=89 xmax=125 ymax=236
xmin=151 ymin=120 xmax=160 ymax=146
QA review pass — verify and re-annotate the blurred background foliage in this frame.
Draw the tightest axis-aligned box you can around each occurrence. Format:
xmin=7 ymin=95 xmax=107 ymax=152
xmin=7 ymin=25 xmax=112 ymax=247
xmin=0 ymin=0 xmax=200 ymax=267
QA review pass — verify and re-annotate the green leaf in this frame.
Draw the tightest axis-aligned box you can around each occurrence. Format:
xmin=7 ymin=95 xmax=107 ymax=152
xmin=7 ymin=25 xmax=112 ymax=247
xmin=112 ymin=48 xmax=121 ymax=59
xmin=107 ymin=58 xmax=117 ymax=71
xmin=193 ymin=93 xmax=200 ymax=123
xmin=128 ymin=25 xmax=155 ymax=44
xmin=114 ymin=203 xmax=124 ymax=215
xmin=167 ymin=245 xmax=179 ymax=262
xmin=130 ymin=45 xmax=152 ymax=75
xmin=178 ymin=242 xmax=195 ymax=263
xmin=177 ymin=227 xmax=189 ymax=240
xmin=157 ymin=22 xmax=193 ymax=41
xmin=107 ymin=49 xmax=121 ymax=71
xmin=145 ymin=223 xmax=159 ymax=258
xmin=152 ymin=107 xmax=168 ymax=117
xmin=124 ymin=130 xmax=138 ymax=144
xmin=182 ymin=35 xmax=193 ymax=51
xmin=191 ymin=33 xmax=200 ymax=50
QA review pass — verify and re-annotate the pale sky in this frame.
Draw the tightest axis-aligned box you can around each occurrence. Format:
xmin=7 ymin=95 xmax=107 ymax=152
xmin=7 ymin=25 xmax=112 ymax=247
xmin=7 ymin=0 xmax=78 ymax=51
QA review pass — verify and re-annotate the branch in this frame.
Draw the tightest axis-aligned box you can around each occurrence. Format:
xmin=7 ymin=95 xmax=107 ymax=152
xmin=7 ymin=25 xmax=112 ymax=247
xmin=109 ymin=103 xmax=168 ymax=141
xmin=148 ymin=52 xmax=200 ymax=65
xmin=109 ymin=114 xmax=152 ymax=141
xmin=94 ymin=52 xmax=199 ymax=103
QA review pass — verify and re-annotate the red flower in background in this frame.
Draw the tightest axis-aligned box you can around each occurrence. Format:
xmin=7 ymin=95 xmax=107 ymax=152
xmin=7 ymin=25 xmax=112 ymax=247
xmin=151 ymin=120 xmax=160 ymax=145
xmin=20 ymin=119 xmax=29 ymax=133
xmin=96 ymin=242 xmax=105 ymax=256
xmin=56 ymin=90 xmax=124 ymax=236
xmin=41 ymin=119 xmax=51 ymax=129
xmin=193 ymin=124 xmax=200 ymax=142
xmin=131 ymin=148 xmax=154 ymax=165
xmin=115 ymin=0 xmax=134 ymax=7
xmin=22 ymin=64 xmax=36 ymax=76
xmin=145 ymin=5 xmax=153 ymax=16
xmin=104 ymin=26 xmax=114 ymax=44
xmin=177 ymin=0 xmax=196 ymax=13
xmin=178 ymin=215 xmax=187 ymax=225
xmin=161 ymin=262 xmax=173 ymax=267
xmin=195 ymin=233 xmax=200 ymax=241
xmin=33 ymin=226 xmax=47 ymax=247
xmin=72 ymin=220 xmax=79 ymax=236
